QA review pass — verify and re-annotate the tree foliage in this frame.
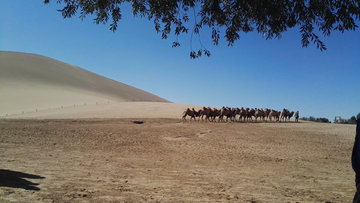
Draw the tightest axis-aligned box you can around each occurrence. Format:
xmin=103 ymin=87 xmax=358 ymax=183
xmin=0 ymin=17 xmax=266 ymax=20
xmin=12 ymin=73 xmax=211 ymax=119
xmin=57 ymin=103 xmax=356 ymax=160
xmin=300 ymin=116 xmax=331 ymax=123
xmin=44 ymin=0 xmax=360 ymax=58
xmin=315 ymin=117 xmax=330 ymax=123
xmin=348 ymin=116 xmax=357 ymax=124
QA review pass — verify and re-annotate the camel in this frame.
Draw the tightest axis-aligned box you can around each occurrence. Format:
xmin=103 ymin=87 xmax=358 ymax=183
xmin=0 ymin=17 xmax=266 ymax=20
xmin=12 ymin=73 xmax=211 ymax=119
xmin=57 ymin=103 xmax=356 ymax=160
xmin=238 ymin=107 xmax=248 ymax=122
xmin=287 ymin=111 xmax=294 ymax=122
xmin=269 ymin=109 xmax=281 ymax=122
xmin=281 ymin=108 xmax=290 ymax=122
xmin=211 ymin=108 xmax=221 ymax=122
xmin=281 ymin=109 xmax=294 ymax=122
xmin=194 ymin=109 xmax=203 ymax=121
xmin=200 ymin=107 xmax=212 ymax=122
xmin=219 ymin=107 xmax=233 ymax=122
xmin=247 ymin=108 xmax=255 ymax=122
xmin=231 ymin=108 xmax=239 ymax=121
xmin=254 ymin=108 xmax=264 ymax=122
xmin=182 ymin=106 xmax=296 ymax=123
xmin=263 ymin=108 xmax=270 ymax=121
xmin=232 ymin=108 xmax=240 ymax=121
xmin=276 ymin=110 xmax=281 ymax=121
xmin=182 ymin=108 xmax=196 ymax=122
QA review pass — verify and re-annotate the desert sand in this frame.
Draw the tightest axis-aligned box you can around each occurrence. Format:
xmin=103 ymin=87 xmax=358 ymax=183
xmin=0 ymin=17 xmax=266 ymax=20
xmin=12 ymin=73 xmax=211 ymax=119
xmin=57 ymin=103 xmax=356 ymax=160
xmin=0 ymin=51 xmax=357 ymax=202
xmin=0 ymin=118 xmax=356 ymax=202
xmin=0 ymin=51 xmax=169 ymax=118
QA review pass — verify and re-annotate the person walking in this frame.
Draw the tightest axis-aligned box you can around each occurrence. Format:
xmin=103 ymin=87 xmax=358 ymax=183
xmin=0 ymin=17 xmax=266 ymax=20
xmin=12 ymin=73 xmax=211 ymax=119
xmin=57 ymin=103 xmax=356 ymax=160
xmin=352 ymin=119 xmax=360 ymax=202
xmin=294 ymin=111 xmax=299 ymax=122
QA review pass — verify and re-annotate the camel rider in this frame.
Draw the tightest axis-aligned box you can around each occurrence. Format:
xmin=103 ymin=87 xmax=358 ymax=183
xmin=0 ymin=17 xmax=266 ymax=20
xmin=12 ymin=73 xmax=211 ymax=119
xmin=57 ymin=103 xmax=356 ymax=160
xmin=294 ymin=111 xmax=299 ymax=122
xmin=352 ymin=119 xmax=360 ymax=203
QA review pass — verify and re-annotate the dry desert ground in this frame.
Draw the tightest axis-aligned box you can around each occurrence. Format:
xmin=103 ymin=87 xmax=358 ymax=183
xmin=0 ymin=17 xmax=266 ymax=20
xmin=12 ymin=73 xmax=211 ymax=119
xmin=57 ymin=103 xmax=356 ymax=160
xmin=0 ymin=116 xmax=357 ymax=203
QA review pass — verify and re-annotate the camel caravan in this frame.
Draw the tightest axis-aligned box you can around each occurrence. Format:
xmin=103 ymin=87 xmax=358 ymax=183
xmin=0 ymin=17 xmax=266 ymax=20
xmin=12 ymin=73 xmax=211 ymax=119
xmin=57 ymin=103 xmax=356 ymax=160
xmin=182 ymin=107 xmax=296 ymax=123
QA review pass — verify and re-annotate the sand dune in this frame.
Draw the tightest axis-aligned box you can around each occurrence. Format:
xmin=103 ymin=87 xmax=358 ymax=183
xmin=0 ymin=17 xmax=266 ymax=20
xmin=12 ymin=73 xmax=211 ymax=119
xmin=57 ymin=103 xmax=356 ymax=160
xmin=0 ymin=51 xmax=200 ymax=118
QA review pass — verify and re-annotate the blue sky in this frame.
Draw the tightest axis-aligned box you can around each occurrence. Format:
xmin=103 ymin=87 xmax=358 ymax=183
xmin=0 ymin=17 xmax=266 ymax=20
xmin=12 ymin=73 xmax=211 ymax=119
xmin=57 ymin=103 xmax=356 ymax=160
xmin=1 ymin=1 xmax=359 ymax=121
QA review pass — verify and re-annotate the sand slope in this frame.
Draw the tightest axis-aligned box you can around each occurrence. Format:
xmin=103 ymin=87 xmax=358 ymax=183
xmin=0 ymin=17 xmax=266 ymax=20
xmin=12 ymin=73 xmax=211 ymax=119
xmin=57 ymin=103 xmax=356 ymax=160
xmin=0 ymin=51 xmax=179 ymax=118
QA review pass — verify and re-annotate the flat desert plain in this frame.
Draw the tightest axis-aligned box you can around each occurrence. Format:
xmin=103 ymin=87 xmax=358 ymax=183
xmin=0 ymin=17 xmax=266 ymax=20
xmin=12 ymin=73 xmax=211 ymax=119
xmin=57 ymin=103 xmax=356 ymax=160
xmin=0 ymin=117 xmax=357 ymax=203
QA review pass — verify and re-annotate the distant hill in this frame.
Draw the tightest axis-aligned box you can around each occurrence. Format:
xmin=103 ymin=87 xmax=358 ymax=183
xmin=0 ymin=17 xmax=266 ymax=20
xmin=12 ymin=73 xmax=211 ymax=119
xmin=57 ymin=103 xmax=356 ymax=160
xmin=0 ymin=51 xmax=169 ymax=116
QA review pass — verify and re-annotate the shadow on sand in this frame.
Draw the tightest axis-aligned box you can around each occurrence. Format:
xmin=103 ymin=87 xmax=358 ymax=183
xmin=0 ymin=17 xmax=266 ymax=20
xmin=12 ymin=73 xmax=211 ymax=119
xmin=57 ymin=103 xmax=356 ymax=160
xmin=0 ymin=169 xmax=45 ymax=191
